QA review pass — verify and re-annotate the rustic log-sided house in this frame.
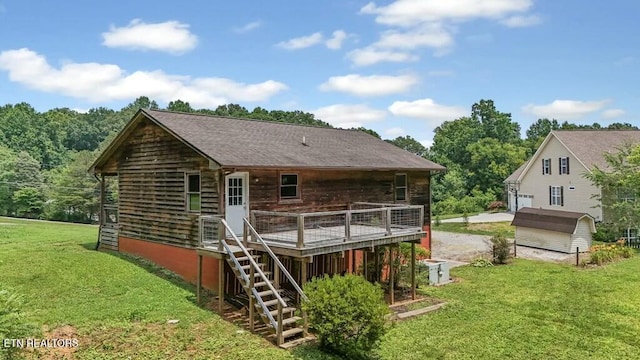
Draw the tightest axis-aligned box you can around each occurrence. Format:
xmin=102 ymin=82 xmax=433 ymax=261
xmin=90 ymin=109 xmax=445 ymax=346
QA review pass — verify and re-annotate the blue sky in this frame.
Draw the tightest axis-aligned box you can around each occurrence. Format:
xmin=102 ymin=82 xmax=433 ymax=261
xmin=1 ymin=0 xmax=639 ymax=146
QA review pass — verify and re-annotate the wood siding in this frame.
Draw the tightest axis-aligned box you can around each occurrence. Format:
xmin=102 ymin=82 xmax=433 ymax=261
xmin=248 ymin=169 xmax=431 ymax=223
xmin=518 ymin=136 xmax=602 ymax=221
xmin=100 ymin=118 xmax=219 ymax=248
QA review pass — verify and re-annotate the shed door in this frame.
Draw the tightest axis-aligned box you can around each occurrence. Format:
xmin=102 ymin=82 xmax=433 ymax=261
xmin=225 ymin=172 xmax=249 ymax=236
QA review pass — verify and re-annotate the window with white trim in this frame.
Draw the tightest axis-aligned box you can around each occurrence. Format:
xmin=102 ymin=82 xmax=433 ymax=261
xmin=550 ymin=185 xmax=563 ymax=206
xmin=395 ymin=173 xmax=407 ymax=201
xmin=186 ymin=173 xmax=201 ymax=212
xmin=280 ymin=174 xmax=299 ymax=199
xmin=542 ymin=158 xmax=551 ymax=175
xmin=560 ymin=157 xmax=570 ymax=175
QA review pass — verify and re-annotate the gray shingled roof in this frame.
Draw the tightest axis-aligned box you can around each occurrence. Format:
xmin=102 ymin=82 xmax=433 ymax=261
xmin=505 ymin=160 xmax=529 ymax=182
xmin=553 ymin=130 xmax=640 ymax=170
xmin=143 ymin=109 xmax=445 ymax=170
xmin=511 ymin=207 xmax=594 ymax=234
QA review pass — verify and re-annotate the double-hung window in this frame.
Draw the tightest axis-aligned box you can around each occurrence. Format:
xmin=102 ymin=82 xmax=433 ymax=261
xmin=186 ymin=173 xmax=201 ymax=212
xmin=542 ymin=158 xmax=551 ymax=175
xmin=550 ymin=185 xmax=563 ymax=206
xmin=280 ymin=174 xmax=299 ymax=200
xmin=559 ymin=157 xmax=570 ymax=174
xmin=395 ymin=174 xmax=407 ymax=201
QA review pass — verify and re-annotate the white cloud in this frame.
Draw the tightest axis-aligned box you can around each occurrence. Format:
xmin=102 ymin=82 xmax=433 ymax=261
xmin=276 ymin=32 xmax=323 ymax=50
xmin=326 ymin=30 xmax=348 ymax=50
xmin=419 ymin=139 xmax=434 ymax=148
xmin=319 ymin=74 xmax=418 ymax=97
xmin=360 ymin=0 xmax=534 ymax=27
xmin=234 ymin=21 xmax=262 ymax=33
xmin=347 ymin=47 xmax=418 ymax=66
xmin=313 ymin=104 xmax=386 ymax=128
xmin=384 ymin=127 xmax=406 ymax=137
xmin=374 ymin=24 xmax=454 ymax=50
xmin=501 ymin=14 xmax=542 ymax=27
xmin=602 ymin=109 xmax=625 ymax=119
xmin=102 ymin=19 xmax=198 ymax=54
xmin=0 ymin=48 xmax=288 ymax=107
xmin=388 ymin=98 xmax=467 ymax=123
xmin=522 ymin=99 xmax=610 ymax=119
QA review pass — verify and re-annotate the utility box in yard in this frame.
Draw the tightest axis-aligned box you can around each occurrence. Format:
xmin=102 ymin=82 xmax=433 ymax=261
xmin=422 ymin=259 xmax=450 ymax=285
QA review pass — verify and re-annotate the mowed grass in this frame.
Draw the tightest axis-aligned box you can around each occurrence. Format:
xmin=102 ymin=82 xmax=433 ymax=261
xmin=433 ymin=221 xmax=515 ymax=238
xmin=2 ymin=217 xmax=640 ymax=359
xmin=0 ymin=218 xmax=332 ymax=360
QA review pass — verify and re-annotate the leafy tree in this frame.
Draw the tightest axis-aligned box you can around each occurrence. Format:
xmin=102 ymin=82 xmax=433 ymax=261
xmin=64 ymin=107 xmax=117 ymax=152
xmin=431 ymin=116 xmax=482 ymax=167
xmin=167 ymin=99 xmax=194 ymax=113
xmin=585 ymin=144 xmax=640 ymax=238
xmin=0 ymin=151 xmax=44 ymax=216
xmin=472 ymin=99 xmax=521 ymax=143
xmin=606 ymin=122 xmax=638 ymax=130
xmin=46 ymin=151 xmax=100 ymax=223
xmin=526 ymin=118 xmax=560 ymax=142
xmin=386 ymin=135 xmax=428 ymax=157
xmin=467 ymin=138 xmax=528 ymax=195
xmin=431 ymin=167 xmax=467 ymax=203
xmin=354 ymin=126 xmax=380 ymax=138
xmin=13 ymin=187 xmax=45 ymax=218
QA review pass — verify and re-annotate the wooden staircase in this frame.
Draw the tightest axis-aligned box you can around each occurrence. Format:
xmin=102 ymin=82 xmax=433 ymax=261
xmin=219 ymin=218 xmax=310 ymax=348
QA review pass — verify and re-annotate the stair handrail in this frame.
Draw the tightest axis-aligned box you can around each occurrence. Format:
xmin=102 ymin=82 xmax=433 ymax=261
xmin=245 ymin=218 xmax=308 ymax=301
xmin=219 ymin=238 xmax=278 ymax=328
xmin=219 ymin=219 xmax=287 ymax=309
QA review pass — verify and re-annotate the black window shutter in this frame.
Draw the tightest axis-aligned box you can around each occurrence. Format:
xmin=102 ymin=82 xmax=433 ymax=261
xmin=542 ymin=159 xmax=545 ymax=175
xmin=549 ymin=159 xmax=551 ymax=175
xmin=567 ymin=158 xmax=570 ymax=174
xmin=549 ymin=186 xmax=552 ymax=205
xmin=561 ymin=186 xmax=564 ymax=206
xmin=559 ymin=157 xmax=562 ymax=174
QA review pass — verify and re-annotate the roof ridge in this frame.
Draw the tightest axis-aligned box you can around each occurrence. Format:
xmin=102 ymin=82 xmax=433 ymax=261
xmin=144 ymin=108 xmax=367 ymax=133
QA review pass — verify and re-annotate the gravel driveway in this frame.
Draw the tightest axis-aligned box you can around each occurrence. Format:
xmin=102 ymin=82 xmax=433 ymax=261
xmin=431 ymin=230 xmax=576 ymax=264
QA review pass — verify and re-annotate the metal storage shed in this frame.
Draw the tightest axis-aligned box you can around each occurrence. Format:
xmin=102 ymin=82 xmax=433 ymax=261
xmin=511 ymin=207 xmax=595 ymax=253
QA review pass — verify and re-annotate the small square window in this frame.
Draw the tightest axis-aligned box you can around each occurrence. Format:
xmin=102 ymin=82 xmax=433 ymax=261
xmin=280 ymin=174 xmax=299 ymax=199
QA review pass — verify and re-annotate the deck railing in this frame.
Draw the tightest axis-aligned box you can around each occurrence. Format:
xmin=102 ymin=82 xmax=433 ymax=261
xmin=251 ymin=204 xmax=424 ymax=249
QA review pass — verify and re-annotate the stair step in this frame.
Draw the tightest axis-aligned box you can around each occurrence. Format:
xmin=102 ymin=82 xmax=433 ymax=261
xmin=281 ymin=327 xmax=304 ymax=339
xmin=256 ymin=289 xmax=282 ymax=298
xmin=236 ymin=254 xmax=261 ymax=262
xmin=253 ymin=281 xmax=269 ymax=288
xmin=279 ymin=335 xmax=315 ymax=349
xmin=266 ymin=307 xmax=296 ymax=317
xmin=261 ymin=297 xmax=290 ymax=307
xmin=241 ymin=263 xmax=265 ymax=271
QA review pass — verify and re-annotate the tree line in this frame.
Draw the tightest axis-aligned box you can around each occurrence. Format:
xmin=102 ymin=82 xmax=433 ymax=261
xmin=0 ymin=97 xmax=636 ymax=222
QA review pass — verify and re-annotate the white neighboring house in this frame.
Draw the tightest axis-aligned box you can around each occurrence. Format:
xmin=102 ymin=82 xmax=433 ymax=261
xmin=504 ymin=130 xmax=640 ymax=225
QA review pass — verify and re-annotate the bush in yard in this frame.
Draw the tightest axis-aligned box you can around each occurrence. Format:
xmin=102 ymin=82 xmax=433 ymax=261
xmin=470 ymin=258 xmax=493 ymax=267
xmin=587 ymin=240 xmax=636 ymax=265
xmin=490 ymin=233 xmax=511 ymax=264
xmin=0 ymin=286 xmax=37 ymax=360
xmin=302 ymin=274 xmax=389 ymax=359
xmin=593 ymin=223 xmax=617 ymax=243
xmin=487 ymin=201 xmax=506 ymax=212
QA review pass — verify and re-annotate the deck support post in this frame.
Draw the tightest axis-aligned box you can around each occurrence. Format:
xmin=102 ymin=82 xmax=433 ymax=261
xmin=389 ymin=245 xmax=395 ymax=305
xmin=218 ymin=258 xmax=225 ymax=314
xmin=374 ymin=246 xmax=378 ymax=282
xmin=196 ymin=254 xmax=202 ymax=305
xmin=411 ymin=242 xmax=416 ymax=300
xmin=363 ymin=250 xmax=368 ymax=280
xmin=351 ymin=249 xmax=356 ymax=274
xmin=300 ymin=258 xmax=309 ymax=337
xmin=296 ymin=215 xmax=305 ymax=248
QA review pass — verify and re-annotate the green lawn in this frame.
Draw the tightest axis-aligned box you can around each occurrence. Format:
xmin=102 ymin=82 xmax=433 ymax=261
xmin=433 ymin=221 xmax=515 ymax=238
xmin=1 ymin=217 xmax=639 ymax=359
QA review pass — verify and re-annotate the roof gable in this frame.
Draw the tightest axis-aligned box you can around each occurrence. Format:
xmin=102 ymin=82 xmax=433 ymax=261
xmin=505 ymin=130 xmax=640 ymax=182
xmin=92 ymin=109 xmax=445 ymax=172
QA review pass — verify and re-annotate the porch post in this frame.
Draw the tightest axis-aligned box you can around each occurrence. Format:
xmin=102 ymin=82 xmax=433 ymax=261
xmin=363 ymin=250 xmax=368 ymax=280
xmin=411 ymin=242 xmax=416 ymax=300
xmin=351 ymin=250 xmax=356 ymax=274
xmin=374 ymin=246 xmax=378 ymax=282
xmin=218 ymin=258 xmax=225 ymax=314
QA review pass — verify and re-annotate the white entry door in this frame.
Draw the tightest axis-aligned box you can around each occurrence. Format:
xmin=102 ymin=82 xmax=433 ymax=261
xmin=225 ymin=172 xmax=249 ymax=236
